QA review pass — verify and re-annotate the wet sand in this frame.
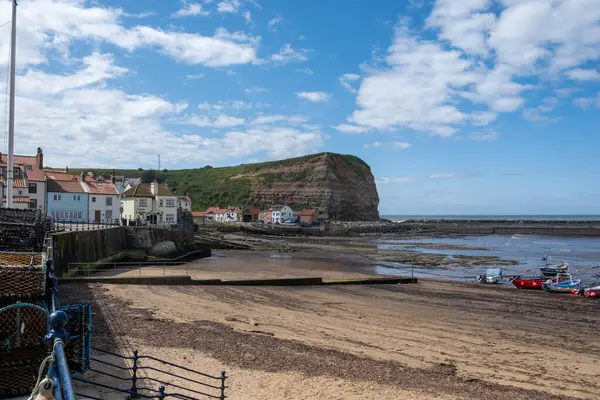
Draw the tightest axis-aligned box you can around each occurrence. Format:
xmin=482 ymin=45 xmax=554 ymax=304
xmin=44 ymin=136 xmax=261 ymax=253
xmin=63 ymin=250 xmax=600 ymax=399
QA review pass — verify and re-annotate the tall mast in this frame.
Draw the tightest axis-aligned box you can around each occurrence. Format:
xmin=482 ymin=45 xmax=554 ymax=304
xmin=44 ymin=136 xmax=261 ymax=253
xmin=7 ymin=0 xmax=17 ymax=208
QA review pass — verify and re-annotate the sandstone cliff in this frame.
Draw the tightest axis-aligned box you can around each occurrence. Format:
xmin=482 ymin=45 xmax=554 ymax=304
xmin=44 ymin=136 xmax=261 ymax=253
xmin=244 ymin=153 xmax=379 ymax=220
xmin=76 ymin=152 xmax=380 ymax=221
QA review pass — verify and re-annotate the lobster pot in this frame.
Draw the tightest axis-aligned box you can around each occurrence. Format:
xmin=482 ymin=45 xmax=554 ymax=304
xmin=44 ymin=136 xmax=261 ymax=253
xmin=0 ymin=252 xmax=47 ymax=300
xmin=0 ymin=303 xmax=49 ymax=398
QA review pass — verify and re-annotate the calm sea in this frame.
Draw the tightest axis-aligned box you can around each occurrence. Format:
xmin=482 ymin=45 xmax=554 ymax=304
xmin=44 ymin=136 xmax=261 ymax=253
xmin=381 ymin=215 xmax=600 ymax=222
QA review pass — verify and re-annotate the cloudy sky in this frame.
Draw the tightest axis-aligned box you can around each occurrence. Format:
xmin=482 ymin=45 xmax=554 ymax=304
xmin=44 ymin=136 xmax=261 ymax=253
xmin=0 ymin=0 xmax=599 ymax=215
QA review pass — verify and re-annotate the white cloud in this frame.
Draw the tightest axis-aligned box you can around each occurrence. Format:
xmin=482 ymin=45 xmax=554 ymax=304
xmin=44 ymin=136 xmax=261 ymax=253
xmin=332 ymin=124 xmax=369 ymax=134
xmin=340 ymin=73 xmax=361 ymax=93
xmin=186 ymin=73 xmax=205 ymax=79
xmin=365 ymin=141 xmax=411 ymax=149
xmin=376 ymin=177 xmax=411 ymax=184
xmin=172 ymin=2 xmax=209 ymax=18
xmin=470 ymin=131 xmax=499 ymax=141
xmin=197 ymin=100 xmax=269 ymax=111
xmin=296 ymin=91 xmax=330 ymax=102
xmin=567 ymin=68 xmax=600 ymax=81
xmin=187 ymin=114 xmax=246 ymax=128
xmin=340 ymin=1 xmax=600 ymax=137
xmin=217 ymin=0 xmax=240 ymax=13
xmin=251 ymin=115 xmax=307 ymax=125
xmin=297 ymin=68 xmax=314 ymax=74
xmin=244 ymin=87 xmax=268 ymax=94
xmin=573 ymin=95 xmax=600 ymax=109
xmin=243 ymin=10 xmax=252 ymax=24
xmin=266 ymin=44 xmax=309 ymax=65
xmin=429 ymin=173 xmax=455 ymax=180
xmin=268 ymin=16 xmax=283 ymax=30
xmin=0 ymin=0 xmax=258 ymax=69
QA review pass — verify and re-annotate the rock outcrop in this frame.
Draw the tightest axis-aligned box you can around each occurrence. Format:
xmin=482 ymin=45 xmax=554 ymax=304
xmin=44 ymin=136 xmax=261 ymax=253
xmin=245 ymin=153 xmax=379 ymax=220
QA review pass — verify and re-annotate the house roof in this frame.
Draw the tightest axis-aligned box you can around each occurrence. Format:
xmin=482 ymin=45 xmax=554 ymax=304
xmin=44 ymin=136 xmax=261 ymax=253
xmin=45 ymin=171 xmax=82 ymax=181
xmin=297 ymin=209 xmax=316 ymax=216
xmin=85 ymin=177 xmax=119 ymax=195
xmin=122 ymin=183 xmax=173 ymax=198
xmin=205 ymin=207 xmax=219 ymax=214
xmin=192 ymin=211 xmax=206 ymax=217
xmin=2 ymin=196 xmax=31 ymax=203
xmin=0 ymin=176 xmax=27 ymax=188
xmin=178 ymin=196 xmax=191 ymax=202
xmin=47 ymin=179 xmax=88 ymax=193
xmin=244 ymin=207 xmax=260 ymax=215
xmin=216 ymin=208 xmax=228 ymax=214
xmin=0 ymin=154 xmax=38 ymax=169
xmin=269 ymin=204 xmax=288 ymax=211
xmin=26 ymin=169 xmax=45 ymax=182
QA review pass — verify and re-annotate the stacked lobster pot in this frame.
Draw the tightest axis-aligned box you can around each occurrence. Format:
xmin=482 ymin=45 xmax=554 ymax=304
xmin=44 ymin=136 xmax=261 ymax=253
xmin=0 ymin=208 xmax=91 ymax=398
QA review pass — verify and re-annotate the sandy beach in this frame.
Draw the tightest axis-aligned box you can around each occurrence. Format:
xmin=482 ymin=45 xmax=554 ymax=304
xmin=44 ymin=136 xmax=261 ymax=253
xmin=62 ymin=245 xmax=600 ymax=400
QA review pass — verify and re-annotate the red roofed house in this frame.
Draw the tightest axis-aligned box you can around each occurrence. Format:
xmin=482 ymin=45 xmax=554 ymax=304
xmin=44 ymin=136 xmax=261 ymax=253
xmin=204 ymin=206 xmax=219 ymax=222
xmin=192 ymin=211 xmax=206 ymax=223
xmin=84 ymin=174 xmax=121 ymax=223
xmin=213 ymin=208 xmax=229 ymax=222
xmin=0 ymin=148 xmax=46 ymax=211
xmin=295 ymin=209 xmax=317 ymax=223
xmin=242 ymin=207 xmax=260 ymax=222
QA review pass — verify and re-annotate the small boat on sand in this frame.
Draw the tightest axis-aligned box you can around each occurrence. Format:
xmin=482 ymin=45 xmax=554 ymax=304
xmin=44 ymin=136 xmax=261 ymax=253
xmin=574 ymin=285 xmax=600 ymax=298
xmin=477 ymin=268 xmax=504 ymax=284
xmin=540 ymin=263 xmax=570 ymax=275
xmin=512 ymin=276 xmax=546 ymax=290
xmin=542 ymin=273 xmax=580 ymax=293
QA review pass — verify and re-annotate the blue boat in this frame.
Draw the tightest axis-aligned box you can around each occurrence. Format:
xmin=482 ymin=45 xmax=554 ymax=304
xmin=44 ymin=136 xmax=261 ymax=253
xmin=540 ymin=262 xmax=570 ymax=275
xmin=542 ymin=273 xmax=581 ymax=293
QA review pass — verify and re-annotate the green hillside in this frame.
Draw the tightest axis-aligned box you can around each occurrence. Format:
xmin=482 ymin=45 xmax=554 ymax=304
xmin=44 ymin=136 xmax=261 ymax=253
xmin=69 ymin=152 xmax=372 ymax=212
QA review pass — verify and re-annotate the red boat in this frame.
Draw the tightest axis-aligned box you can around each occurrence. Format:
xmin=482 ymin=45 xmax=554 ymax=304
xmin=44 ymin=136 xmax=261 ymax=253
xmin=512 ymin=276 xmax=545 ymax=290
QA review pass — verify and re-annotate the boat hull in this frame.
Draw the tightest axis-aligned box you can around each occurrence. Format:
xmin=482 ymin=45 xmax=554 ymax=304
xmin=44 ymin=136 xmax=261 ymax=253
xmin=512 ymin=278 xmax=544 ymax=290
xmin=543 ymin=280 xmax=581 ymax=293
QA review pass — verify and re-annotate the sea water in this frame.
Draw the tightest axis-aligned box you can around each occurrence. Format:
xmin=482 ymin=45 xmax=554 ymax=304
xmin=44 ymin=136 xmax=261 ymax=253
xmin=381 ymin=215 xmax=600 ymax=222
xmin=374 ymin=234 xmax=600 ymax=285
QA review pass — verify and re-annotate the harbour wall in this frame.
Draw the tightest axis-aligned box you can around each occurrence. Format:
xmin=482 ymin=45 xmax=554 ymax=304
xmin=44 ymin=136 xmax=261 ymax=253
xmin=325 ymin=221 xmax=600 ymax=237
xmin=51 ymin=227 xmax=196 ymax=276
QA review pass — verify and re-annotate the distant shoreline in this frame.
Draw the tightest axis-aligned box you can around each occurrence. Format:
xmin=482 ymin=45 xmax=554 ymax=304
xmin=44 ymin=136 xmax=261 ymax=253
xmin=381 ymin=215 xmax=600 ymax=222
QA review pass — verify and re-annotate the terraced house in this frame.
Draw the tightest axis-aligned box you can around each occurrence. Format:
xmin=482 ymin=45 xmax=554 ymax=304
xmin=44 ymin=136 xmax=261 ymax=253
xmin=45 ymin=171 xmax=90 ymax=222
xmin=121 ymin=181 xmax=178 ymax=225
xmin=85 ymin=174 xmax=121 ymax=223
xmin=0 ymin=147 xmax=47 ymax=212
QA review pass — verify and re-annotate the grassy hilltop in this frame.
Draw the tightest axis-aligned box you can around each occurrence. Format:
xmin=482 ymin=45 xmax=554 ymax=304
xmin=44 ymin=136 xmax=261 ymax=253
xmin=69 ymin=152 xmax=374 ymax=212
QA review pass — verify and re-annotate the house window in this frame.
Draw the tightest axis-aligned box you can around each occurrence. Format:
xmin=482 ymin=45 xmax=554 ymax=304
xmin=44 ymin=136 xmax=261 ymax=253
xmin=106 ymin=197 xmax=113 ymax=206
xmin=92 ymin=197 xmax=96 ymax=203
xmin=72 ymin=195 xmax=80 ymax=201
xmin=29 ymin=199 xmax=37 ymax=209
xmin=165 ymin=214 xmax=175 ymax=222
xmin=53 ymin=194 xmax=62 ymax=201
xmin=28 ymin=183 xmax=37 ymax=193
xmin=26 ymin=165 xmax=32 ymax=170
xmin=139 ymin=199 xmax=147 ymax=207
xmin=166 ymin=199 xmax=175 ymax=207
xmin=18 ymin=190 xmax=22 ymax=195
xmin=159 ymin=199 xmax=164 ymax=207
xmin=106 ymin=210 xmax=113 ymax=220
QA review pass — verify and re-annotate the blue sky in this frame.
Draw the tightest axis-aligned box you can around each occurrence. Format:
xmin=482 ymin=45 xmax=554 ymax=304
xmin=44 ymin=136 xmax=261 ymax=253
xmin=0 ymin=0 xmax=599 ymax=215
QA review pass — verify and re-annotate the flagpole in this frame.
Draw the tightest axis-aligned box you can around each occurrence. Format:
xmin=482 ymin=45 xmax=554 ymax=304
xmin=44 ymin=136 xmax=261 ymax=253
xmin=7 ymin=0 xmax=18 ymax=208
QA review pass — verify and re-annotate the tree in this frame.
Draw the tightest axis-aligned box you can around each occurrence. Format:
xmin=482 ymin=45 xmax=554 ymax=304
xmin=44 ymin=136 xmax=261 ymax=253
xmin=140 ymin=169 xmax=166 ymax=184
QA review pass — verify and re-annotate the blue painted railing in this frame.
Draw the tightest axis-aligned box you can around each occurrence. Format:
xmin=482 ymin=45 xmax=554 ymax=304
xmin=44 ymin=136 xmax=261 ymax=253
xmin=44 ymin=260 xmax=77 ymax=400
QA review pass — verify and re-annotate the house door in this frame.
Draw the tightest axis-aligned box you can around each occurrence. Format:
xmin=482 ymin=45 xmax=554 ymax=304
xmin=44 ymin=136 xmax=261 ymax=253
xmin=95 ymin=210 xmax=101 ymax=222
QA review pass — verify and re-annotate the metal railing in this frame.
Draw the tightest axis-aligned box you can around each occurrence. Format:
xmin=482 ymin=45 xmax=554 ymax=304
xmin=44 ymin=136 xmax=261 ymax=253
xmin=67 ymin=261 xmax=190 ymax=277
xmin=50 ymin=218 xmax=185 ymax=232
xmin=45 ymin=266 xmax=77 ymax=400
xmin=74 ymin=347 xmax=227 ymax=399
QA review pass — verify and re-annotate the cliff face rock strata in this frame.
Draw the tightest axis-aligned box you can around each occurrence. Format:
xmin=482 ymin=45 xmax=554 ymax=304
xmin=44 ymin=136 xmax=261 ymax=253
xmin=246 ymin=153 xmax=379 ymax=220
xmin=76 ymin=152 xmax=380 ymax=221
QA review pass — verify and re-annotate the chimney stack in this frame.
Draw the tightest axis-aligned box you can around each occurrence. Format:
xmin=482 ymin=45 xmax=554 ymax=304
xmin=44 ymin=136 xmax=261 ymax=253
xmin=36 ymin=148 xmax=43 ymax=169
xmin=111 ymin=168 xmax=116 ymax=184
xmin=65 ymin=166 xmax=69 ymax=173
xmin=151 ymin=180 xmax=158 ymax=195
xmin=79 ymin=171 xmax=84 ymax=181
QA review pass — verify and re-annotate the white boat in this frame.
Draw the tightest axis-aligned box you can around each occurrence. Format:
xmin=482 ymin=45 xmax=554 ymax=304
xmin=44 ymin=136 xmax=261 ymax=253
xmin=477 ymin=267 xmax=504 ymax=284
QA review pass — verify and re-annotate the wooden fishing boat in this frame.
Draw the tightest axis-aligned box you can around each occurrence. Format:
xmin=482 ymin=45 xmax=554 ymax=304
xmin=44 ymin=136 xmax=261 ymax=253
xmin=540 ymin=263 xmax=570 ymax=275
xmin=542 ymin=273 xmax=580 ymax=293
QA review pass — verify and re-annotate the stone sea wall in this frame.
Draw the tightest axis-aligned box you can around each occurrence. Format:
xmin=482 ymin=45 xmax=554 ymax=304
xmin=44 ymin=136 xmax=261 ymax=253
xmin=51 ymin=227 xmax=195 ymax=276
